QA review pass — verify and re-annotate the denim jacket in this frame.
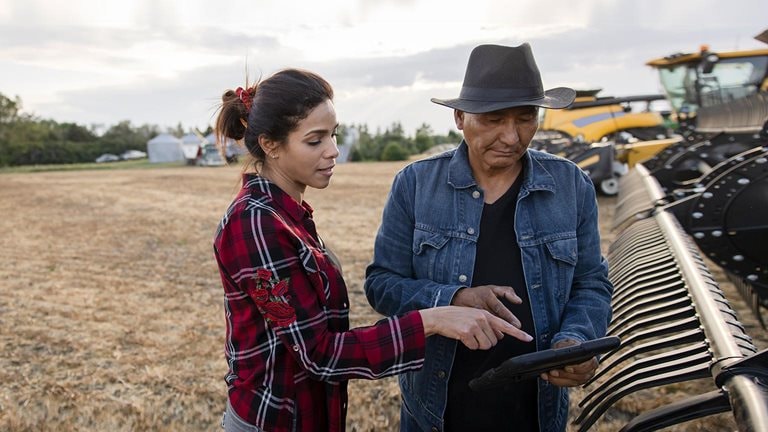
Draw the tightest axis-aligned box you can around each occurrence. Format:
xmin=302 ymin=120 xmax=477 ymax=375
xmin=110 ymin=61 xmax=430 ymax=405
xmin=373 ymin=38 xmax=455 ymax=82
xmin=364 ymin=142 xmax=613 ymax=432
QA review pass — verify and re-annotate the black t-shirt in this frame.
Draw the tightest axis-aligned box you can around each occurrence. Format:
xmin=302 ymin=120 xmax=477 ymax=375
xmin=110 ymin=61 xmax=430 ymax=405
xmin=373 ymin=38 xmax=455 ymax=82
xmin=444 ymin=172 xmax=539 ymax=432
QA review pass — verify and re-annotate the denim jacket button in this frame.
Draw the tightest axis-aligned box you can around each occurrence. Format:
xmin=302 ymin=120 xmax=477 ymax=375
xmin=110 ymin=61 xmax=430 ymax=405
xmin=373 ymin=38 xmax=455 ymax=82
xmin=431 ymin=427 xmax=439 ymax=432
xmin=458 ymin=274 xmax=468 ymax=283
xmin=472 ymin=190 xmax=481 ymax=199
xmin=467 ymin=227 xmax=475 ymax=235
xmin=437 ymin=370 xmax=446 ymax=379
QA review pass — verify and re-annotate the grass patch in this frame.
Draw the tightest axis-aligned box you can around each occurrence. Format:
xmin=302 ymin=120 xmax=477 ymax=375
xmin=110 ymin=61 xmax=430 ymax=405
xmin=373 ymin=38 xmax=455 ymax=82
xmin=0 ymin=159 xmax=188 ymax=174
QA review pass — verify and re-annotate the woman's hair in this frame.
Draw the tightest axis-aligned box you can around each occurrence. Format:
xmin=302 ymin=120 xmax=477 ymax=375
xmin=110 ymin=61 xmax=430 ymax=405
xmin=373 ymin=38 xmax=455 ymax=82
xmin=216 ymin=68 xmax=334 ymax=168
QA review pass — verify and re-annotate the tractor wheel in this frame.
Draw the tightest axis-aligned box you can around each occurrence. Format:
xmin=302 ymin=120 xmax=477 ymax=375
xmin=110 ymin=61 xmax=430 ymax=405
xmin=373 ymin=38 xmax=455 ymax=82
xmin=599 ymin=177 xmax=620 ymax=196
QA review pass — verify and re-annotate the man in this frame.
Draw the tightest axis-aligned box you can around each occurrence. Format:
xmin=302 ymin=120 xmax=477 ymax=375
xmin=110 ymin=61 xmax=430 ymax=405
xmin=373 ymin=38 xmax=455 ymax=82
xmin=364 ymin=43 xmax=613 ymax=432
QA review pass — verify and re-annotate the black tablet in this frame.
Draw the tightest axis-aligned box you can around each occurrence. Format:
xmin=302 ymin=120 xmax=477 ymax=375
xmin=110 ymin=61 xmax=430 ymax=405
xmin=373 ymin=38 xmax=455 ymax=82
xmin=469 ymin=336 xmax=621 ymax=391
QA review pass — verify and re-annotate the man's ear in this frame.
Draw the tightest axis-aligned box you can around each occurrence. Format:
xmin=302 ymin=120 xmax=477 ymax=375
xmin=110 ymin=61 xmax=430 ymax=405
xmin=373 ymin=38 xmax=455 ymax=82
xmin=454 ymin=109 xmax=465 ymax=130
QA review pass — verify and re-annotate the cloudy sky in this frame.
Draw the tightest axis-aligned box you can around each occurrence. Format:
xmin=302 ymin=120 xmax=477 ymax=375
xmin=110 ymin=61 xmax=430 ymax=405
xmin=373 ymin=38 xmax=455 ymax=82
xmin=2 ymin=0 xmax=766 ymax=135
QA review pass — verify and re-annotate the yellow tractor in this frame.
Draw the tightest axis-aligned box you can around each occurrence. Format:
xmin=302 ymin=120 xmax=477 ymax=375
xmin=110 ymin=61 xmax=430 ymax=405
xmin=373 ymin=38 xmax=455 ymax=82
xmin=641 ymin=35 xmax=768 ymax=188
xmin=532 ymin=90 xmax=681 ymax=195
xmin=645 ymin=43 xmax=768 ymax=134
xmin=540 ymin=89 xmax=669 ymax=143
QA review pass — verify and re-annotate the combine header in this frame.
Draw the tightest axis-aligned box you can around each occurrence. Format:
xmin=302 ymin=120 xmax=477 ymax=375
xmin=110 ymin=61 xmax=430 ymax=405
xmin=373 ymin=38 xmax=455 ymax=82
xmin=575 ymin=30 xmax=768 ymax=431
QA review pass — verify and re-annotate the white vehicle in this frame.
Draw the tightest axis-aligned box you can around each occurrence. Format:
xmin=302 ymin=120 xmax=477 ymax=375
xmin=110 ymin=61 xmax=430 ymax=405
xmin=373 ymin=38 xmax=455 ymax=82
xmin=95 ymin=153 xmax=120 ymax=163
xmin=120 ymin=150 xmax=147 ymax=160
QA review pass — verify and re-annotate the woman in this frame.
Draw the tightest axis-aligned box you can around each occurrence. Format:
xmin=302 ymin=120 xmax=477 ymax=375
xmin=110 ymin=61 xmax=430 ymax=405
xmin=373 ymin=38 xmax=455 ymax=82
xmin=213 ymin=68 xmax=533 ymax=432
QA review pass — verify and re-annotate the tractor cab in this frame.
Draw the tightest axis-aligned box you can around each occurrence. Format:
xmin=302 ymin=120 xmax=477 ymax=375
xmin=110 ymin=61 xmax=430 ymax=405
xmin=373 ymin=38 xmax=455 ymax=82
xmin=646 ymin=45 xmax=768 ymax=132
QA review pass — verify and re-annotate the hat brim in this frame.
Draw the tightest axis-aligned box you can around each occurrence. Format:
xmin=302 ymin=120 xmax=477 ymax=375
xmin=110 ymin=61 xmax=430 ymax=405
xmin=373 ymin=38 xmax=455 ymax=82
xmin=431 ymin=87 xmax=576 ymax=113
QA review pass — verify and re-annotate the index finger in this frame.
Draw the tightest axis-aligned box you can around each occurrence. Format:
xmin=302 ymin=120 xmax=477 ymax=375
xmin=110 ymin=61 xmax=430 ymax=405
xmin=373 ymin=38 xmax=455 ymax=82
xmin=491 ymin=285 xmax=522 ymax=304
xmin=489 ymin=314 xmax=532 ymax=343
xmin=487 ymin=297 xmax=521 ymax=328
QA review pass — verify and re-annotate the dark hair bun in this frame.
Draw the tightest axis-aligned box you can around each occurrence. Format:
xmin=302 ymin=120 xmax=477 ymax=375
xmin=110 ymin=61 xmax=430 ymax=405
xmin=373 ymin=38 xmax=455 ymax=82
xmin=217 ymin=88 xmax=251 ymax=141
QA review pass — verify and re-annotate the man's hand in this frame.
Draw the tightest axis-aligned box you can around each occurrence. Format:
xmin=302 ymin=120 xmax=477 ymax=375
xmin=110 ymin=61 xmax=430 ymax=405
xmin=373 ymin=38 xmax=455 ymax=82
xmin=451 ymin=285 xmax=523 ymax=328
xmin=540 ymin=339 xmax=598 ymax=387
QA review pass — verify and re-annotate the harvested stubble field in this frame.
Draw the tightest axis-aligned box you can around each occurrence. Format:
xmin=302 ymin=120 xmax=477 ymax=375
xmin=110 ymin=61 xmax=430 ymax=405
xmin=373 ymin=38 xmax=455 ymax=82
xmin=0 ymin=160 xmax=765 ymax=431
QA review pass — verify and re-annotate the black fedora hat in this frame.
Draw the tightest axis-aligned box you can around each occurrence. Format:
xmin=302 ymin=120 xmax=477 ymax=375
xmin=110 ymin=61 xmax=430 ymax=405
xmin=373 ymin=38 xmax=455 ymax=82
xmin=431 ymin=43 xmax=575 ymax=113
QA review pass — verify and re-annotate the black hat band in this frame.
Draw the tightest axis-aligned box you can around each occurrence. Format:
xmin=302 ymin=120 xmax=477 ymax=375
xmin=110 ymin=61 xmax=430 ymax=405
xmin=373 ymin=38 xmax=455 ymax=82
xmin=459 ymin=85 xmax=545 ymax=102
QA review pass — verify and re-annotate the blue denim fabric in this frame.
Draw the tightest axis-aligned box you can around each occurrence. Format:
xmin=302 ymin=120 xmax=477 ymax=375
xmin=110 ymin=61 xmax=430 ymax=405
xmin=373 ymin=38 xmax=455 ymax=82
xmin=364 ymin=142 xmax=613 ymax=432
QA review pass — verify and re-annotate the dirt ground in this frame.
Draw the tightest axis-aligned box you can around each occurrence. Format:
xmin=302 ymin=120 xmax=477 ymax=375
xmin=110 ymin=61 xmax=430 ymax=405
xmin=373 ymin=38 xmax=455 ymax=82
xmin=0 ymin=161 xmax=764 ymax=431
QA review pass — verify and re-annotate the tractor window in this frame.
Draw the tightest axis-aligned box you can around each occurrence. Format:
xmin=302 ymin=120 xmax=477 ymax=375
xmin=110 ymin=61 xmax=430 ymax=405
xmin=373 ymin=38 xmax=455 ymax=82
xmin=699 ymin=56 xmax=768 ymax=107
xmin=658 ymin=56 xmax=768 ymax=113
xmin=658 ymin=65 xmax=696 ymax=114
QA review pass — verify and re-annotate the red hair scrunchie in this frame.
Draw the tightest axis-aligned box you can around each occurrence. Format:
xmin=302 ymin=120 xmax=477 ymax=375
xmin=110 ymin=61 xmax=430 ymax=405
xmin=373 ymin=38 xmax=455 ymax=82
xmin=235 ymin=87 xmax=253 ymax=111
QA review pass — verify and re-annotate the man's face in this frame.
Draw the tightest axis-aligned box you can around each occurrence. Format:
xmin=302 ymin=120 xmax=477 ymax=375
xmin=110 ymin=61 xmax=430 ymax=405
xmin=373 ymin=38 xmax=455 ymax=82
xmin=454 ymin=106 xmax=539 ymax=172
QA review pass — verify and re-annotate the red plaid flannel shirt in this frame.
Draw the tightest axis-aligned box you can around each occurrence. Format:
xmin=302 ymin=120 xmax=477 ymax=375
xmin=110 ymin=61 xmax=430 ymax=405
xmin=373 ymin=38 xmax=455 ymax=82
xmin=214 ymin=174 xmax=426 ymax=432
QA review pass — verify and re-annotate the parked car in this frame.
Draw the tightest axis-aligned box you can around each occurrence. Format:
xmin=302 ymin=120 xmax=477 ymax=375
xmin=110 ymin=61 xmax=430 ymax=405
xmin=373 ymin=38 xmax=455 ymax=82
xmin=95 ymin=153 xmax=120 ymax=163
xmin=197 ymin=144 xmax=226 ymax=167
xmin=120 ymin=150 xmax=147 ymax=160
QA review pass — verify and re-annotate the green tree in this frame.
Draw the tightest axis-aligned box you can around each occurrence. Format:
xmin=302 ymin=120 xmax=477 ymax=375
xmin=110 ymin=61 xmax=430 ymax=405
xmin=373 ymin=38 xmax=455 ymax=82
xmin=0 ymin=93 xmax=54 ymax=166
xmin=58 ymin=123 xmax=97 ymax=142
xmin=380 ymin=141 xmax=408 ymax=161
xmin=335 ymin=124 xmax=348 ymax=147
xmin=350 ymin=124 xmax=381 ymax=161
xmin=427 ymin=129 xmax=462 ymax=146
xmin=0 ymin=93 xmax=22 ymax=124
xmin=100 ymin=120 xmax=150 ymax=154
xmin=414 ymin=123 xmax=435 ymax=153
xmin=0 ymin=92 xmax=177 ymax=166
xmin=381 ymin=122 xmax=417 ymax=154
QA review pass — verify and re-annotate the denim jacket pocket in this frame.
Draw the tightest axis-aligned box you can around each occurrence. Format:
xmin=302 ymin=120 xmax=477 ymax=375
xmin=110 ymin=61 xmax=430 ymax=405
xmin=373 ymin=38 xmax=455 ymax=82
xmin=544 ymin=237 xmax=578 ymax=305
xmin=412 ymin=228 xmax=450 ymax=281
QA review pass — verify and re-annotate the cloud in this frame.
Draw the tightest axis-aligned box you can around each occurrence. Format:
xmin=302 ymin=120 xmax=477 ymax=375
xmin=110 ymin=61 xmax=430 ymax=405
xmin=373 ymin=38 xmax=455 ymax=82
xmin=306 ymin=44 xmax=471 ymax=89
xmin=5 ymin=0 xmax=767 ymax=136
xmin=50 ymin=61 xmax=245 ymax=129
xmin=0 ymin=24 xmax=278 ymax=61
xmin=45 ymin=42 xmax=473 ymax=134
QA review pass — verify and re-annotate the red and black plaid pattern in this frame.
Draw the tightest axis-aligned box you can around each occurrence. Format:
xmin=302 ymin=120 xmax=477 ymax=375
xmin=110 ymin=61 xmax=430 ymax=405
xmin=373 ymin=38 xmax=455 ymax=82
xmin=214 ymin=174 xmax=426 ymax=432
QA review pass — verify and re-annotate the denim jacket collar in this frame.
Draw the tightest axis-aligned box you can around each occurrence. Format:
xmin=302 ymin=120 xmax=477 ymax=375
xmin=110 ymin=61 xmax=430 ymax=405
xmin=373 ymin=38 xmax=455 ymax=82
xmin=447 ymin=141 xmax=557 ymax=194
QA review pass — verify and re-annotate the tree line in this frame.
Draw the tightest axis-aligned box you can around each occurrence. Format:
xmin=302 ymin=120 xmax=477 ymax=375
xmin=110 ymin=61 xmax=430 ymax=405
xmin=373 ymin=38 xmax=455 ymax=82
xmin=0 ymin=92 xmax=462 ymax=167
xmin=343 ymin=123 xmax=461 ymax=162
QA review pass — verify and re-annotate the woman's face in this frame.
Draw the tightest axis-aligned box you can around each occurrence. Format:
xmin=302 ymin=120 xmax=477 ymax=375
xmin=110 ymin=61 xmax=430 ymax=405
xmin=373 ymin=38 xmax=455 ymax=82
xmin=266 ymin=99 xmax=339 ymax=200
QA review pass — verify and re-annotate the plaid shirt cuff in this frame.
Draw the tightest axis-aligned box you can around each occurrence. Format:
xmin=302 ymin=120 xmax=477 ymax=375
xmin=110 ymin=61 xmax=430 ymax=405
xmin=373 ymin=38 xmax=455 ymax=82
xmin=395 ymin=310 xmax=427 ymax=361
